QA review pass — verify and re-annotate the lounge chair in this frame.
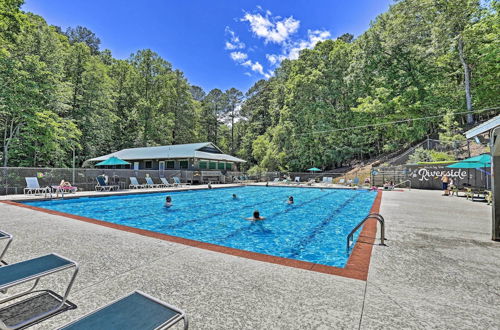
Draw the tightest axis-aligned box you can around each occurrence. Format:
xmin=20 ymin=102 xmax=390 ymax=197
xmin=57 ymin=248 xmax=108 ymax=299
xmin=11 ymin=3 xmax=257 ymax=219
xmin=0 ymin=230 xmax=13 ymax=266
xmin=337 ymin=178 xmax=345 ymax=185
xmin=129 ymin=177 xmax=146 ymax=189
xmin=24 ymin=177 xmax=51 ymax=196
xmin=58 ymin=291 xmax=188 ymax=330
xmin=322 ymin=177 xmax=333 ymax=185
xmin=160 ymin=177 xmax=172 ymax=187
xmin=95 ymin=176 xmax=119 ymax=191
xmin=172 ymin=177 xmax=190 ymax=187
xmin=352 ymin=177 xmax=360 ymax=186
xmin=272 ymin=178 xmax=280 ymax=183
xmin=145 ymin=177 xmax=163 ymax=188
xmin=294 ymin=177 xmax=300 ymax=184
xmin=0 ymin=253 xmax=78 ymax=330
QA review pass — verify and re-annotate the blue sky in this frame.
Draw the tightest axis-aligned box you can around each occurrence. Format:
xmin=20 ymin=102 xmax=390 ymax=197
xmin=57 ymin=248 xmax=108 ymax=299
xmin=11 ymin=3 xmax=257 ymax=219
xmin=22 ymin=0 xmax=393 ymax=93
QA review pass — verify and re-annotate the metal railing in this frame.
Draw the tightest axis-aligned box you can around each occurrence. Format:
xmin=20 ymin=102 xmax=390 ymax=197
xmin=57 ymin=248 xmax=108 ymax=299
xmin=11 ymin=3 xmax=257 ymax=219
xmin=346 ymin=213 xmax=386 ymax=253
xmin=393 ymin=180 xmax=411 ymax=190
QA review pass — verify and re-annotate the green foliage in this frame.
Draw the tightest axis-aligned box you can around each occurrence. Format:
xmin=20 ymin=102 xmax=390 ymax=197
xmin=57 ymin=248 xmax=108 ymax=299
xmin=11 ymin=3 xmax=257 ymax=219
xmin=407 ymin=147 xmax=455 ymax=163
xmin=408 ymin=148 xmax=433 ymax=163
xmin=0 ymin=0 xmax=498 ymax=171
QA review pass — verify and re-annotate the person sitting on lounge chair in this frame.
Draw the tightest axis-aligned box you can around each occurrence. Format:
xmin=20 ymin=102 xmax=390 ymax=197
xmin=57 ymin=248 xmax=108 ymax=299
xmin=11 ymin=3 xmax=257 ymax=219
xmin=56 ymin=180 xmax=78 ymax=193
xmin=246 ymin=210 xmax=265 ymax=221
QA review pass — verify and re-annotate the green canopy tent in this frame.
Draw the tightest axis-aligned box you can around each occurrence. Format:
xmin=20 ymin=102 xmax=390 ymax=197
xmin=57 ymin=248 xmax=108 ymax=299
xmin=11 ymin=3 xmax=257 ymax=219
xmin=95 ymin=156 xmax=131 ymax=167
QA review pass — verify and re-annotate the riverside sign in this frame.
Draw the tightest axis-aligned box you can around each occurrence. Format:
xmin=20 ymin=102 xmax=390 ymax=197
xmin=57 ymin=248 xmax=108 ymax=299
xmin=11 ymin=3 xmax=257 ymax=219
xmin=405 ymin=165 xmax=487 ymax=190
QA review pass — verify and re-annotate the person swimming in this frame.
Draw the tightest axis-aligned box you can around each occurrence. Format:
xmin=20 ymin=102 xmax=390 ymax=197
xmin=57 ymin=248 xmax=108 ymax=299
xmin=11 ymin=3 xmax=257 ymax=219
xmin=164 ymin=195 xmax=172 ymax=208
xmin=232 ymin=193 xmax=238 ymax=199
xmin=287 ymin=196 xmax=294 ymax=204
xmin=246 ymin=210 xmax=265 ymax=221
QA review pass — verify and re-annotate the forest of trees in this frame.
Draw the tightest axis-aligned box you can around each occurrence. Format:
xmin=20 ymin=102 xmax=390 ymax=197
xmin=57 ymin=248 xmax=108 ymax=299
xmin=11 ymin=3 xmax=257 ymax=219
xmin=0 ymin=0 xmax=498 ymax=172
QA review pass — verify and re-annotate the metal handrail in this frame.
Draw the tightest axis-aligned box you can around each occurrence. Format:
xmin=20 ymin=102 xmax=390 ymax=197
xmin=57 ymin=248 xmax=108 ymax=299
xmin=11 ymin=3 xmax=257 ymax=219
xmin=347 ymin=213 xmax=386 ymax=252
xmin=393 ymin=180 xmax=411 ymax=190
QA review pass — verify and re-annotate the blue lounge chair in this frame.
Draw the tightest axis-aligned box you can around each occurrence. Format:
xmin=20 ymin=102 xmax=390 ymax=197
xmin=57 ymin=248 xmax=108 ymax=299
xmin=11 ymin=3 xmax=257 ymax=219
xmin=58 ymin=291 xmax=188 ymax=330
xmin=160 ymin=177 xmax=172 ymax=187
xmin=0 ymin=231 xmax=13 ymax=266
xmin=24 ymin=177 xmax=50 ymax=196
xmin=352 ymin=177 xmax=360 ymax=186
xmin=95 ymin=176 xmax=119 ymax=191
xmin=0 ymin=254 xmax=78 ymax=329
xmin=145 ymin=177 xmax=162 ymax=188
xmin=172 ymin=177 xmax=190 ymax=187
xmin=129 ymin=177 xmax=146 ymax=189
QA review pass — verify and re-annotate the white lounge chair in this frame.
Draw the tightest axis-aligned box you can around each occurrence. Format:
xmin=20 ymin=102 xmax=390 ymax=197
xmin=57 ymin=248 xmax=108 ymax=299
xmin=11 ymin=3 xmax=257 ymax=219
xmin=172 ymin=176 xmax=190 ymax=187
xmin=145 ymin=177 xmax=163 ymax=188
xmin=129 ymin=177 xmax=146 ymax=189
xmin=24 ymin=177 xmax=51 ymax=195
xmin=160 ymin=177 xmax=172 ymax=187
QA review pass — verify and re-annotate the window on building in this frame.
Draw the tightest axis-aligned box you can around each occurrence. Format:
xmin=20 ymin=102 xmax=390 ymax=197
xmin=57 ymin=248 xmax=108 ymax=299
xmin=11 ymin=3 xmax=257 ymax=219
xmin=166 ymin=161 xmax=175 ymax=169
xmin=226 ymin=163 xmax=232 ymax=170
xmin=144 ymin=160 xmax=153 ymax=169
xmin=217 ymin=162 xmax=225 ymax=170
xmin=209 ymin=161 xmax=217 ymax=169
xmin=180 ymin=160 xmax=189 ymax=169
xmin=199 ymin=161 xmax=207 ymax=169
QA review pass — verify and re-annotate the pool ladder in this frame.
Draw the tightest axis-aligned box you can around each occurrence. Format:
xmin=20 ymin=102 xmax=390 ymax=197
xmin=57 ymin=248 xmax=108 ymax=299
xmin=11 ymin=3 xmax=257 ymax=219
xmin=346 ymin=213 xmax=386 ymax=253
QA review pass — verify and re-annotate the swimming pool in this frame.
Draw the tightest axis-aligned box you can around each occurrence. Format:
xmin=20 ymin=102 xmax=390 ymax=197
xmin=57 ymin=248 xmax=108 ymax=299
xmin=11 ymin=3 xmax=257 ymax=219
xmin=23 ymin=186 xmax=377 ymax=268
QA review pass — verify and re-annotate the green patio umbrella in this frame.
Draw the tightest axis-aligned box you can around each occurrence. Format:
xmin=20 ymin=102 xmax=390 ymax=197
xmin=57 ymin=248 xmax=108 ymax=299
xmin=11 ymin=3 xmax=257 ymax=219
xmin=95 ymin=156 xmax=130 ymax=166
xmin=447 ymin=154 xmax=491 ymax=168
xmin=306 ymin=167 xmax=321 ymax=172
xmin=447 ymin=154 xmax=491 ymax=189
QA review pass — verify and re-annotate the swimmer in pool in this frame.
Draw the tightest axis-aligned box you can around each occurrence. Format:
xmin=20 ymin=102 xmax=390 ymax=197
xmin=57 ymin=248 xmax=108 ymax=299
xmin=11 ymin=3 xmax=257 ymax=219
xmin=164 ymin=195 xmax=172 ymax=208
xmin=246 ymin=210 xmax=265 ymax=221
xmin=232 ymin=193 xmax=238 ymax=199
xmin=287 ymin=196 xmax=294 ymax=204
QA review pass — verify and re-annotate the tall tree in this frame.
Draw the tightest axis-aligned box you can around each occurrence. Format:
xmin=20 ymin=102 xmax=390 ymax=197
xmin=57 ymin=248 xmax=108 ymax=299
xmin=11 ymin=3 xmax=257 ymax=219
xmin=223 ymin=88 xmax=243 ymax=153
xmin=65 ymin=26 xmax=101 ymax=55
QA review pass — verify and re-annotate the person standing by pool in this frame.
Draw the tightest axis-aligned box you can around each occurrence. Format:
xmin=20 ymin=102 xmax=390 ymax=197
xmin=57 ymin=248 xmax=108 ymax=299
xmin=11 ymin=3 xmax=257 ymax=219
xmin=441 ymin=174 xmax=450 ymax=196
xmin=246 ymin=210 xmax=265 ymax=221
xmin=165 ymin=195 xmax=172 ymax=208
xmin=287 ymin=196 xmax=294 ymax=204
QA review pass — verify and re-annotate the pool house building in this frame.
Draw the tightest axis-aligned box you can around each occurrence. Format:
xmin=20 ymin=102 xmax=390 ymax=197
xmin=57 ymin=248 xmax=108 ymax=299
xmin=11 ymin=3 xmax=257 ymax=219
xmin=87 ymin=142 xmax=246 ymax=171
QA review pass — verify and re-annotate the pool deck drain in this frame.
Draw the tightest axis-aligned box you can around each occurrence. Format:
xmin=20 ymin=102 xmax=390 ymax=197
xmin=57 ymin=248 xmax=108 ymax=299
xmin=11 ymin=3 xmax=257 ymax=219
xmin=0 ymin=187 xmax=498 ymax=329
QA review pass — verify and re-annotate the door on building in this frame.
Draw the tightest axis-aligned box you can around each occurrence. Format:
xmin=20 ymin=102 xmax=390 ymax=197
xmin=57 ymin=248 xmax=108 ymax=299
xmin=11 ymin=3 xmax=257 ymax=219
xmin=133 ymin=162 xmax=139 ymax=170
xmin=159 ymin=161 xmax=165 ymax=171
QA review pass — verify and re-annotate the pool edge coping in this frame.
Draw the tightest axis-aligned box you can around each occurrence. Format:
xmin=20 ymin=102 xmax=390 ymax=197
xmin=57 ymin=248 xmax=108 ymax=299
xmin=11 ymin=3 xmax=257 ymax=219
xmin=2 ymin=190 xmax=382 ymax=281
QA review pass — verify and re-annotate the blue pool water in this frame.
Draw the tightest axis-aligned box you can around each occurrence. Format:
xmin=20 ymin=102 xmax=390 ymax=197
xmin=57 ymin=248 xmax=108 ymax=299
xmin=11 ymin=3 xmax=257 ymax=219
xmin=24 ymin=186 xmax=377 ymax=267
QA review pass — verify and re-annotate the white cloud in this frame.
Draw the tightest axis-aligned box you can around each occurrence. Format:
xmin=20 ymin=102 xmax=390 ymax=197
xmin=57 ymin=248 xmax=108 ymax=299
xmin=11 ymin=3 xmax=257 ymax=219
xmin=224 ymin=27 xmax=245 ymax=50
xmin=241 ymin=10 xmax=300 ymax=44
xmin=266 ymin=53 xmax=286 ymax=65
xmin=286 ymin=29 xmax=331 ymax=60
xmin=230 ymin=51 xmax=248 ymax=62
xmin=225 ymin=7 xmax=331 ymax=79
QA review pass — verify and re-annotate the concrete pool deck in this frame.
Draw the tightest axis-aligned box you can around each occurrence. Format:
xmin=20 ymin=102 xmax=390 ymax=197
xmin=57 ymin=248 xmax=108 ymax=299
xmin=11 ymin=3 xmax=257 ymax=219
xmin=0 ymin=188 xmax=498 ymax=329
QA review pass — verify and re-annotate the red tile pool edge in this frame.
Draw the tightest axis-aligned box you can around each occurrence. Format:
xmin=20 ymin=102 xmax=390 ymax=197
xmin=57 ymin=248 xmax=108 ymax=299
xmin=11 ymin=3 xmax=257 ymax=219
xmin=2 ymin=190 xmax=382 ymax=281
